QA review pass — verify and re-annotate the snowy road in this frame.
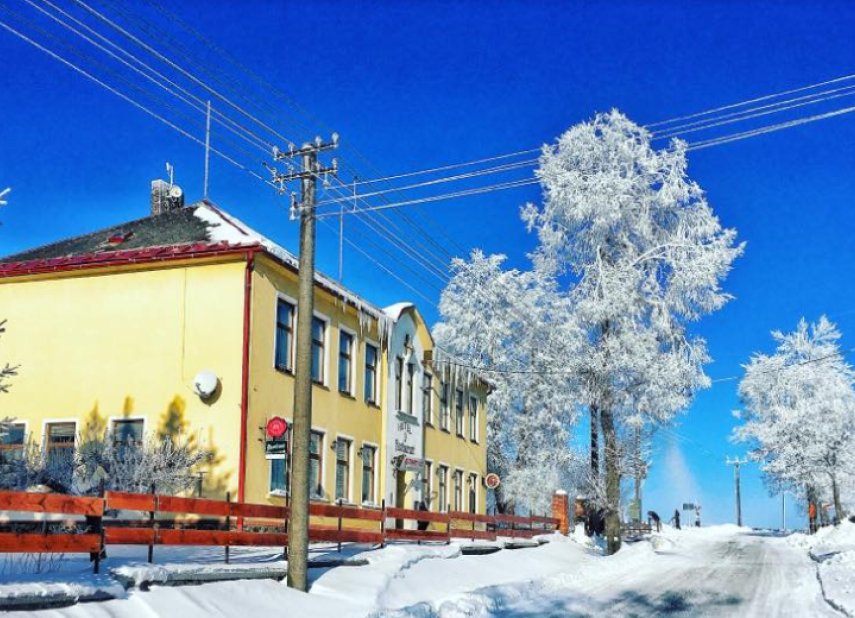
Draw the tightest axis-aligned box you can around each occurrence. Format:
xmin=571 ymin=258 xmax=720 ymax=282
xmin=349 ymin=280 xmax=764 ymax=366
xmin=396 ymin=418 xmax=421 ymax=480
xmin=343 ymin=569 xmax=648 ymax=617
xmin=378 ymin=528 xmax=841 ymax=617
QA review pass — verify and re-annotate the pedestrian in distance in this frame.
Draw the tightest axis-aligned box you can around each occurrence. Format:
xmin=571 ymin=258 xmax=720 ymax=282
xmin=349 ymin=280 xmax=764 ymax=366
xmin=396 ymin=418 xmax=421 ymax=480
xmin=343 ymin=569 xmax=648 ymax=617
xmin=647 ymin=510 xmax=662 ymax=533
xmin=673 ymin=509 xmax=681 ymax=530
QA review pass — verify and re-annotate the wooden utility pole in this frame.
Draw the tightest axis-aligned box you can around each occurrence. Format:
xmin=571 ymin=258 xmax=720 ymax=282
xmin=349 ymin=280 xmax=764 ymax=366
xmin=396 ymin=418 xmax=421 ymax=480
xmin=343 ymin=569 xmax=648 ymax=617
xmin=271 ymin=136 xmax=338 ymax=592
xmin=726 ymin=457 xmax=748 ymax=527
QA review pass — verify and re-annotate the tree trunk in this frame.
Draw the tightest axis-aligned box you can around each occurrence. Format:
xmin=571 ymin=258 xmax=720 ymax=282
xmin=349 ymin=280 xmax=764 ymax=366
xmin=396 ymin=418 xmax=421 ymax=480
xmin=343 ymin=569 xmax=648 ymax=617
xmin=831 ymin=475 xmax=844 ymax=525
xmin=590 ymin=404 xmax=600 ymax=479
xmin=600 ymin=406 xmax=622 ymax=555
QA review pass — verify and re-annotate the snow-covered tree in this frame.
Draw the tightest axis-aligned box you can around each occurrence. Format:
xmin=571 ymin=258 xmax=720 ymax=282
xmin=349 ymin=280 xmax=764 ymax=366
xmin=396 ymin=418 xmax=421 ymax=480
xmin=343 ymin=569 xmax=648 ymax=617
xmin=433 ymin=251 xmax=585 ymax=513
xmin=522 ymin=110 xmax=743 ymax=553
xmin=735 ymin=316 xmax=855 ymax=523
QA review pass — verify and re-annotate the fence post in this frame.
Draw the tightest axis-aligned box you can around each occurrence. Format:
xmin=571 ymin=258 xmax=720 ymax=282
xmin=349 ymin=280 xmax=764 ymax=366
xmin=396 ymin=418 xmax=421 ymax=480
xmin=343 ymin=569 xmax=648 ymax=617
xmin=225 ymin=491 xmax=231 ymax=564
xmin=148 ymin=483 xmax=156 ymax=564
xmin=380 ymin=499 xmax=386 ymax=548
xmin=90 ymin=481 xmax=106 ymax=574
xmin=337 ymin=499 xmax=343 ymax=554
xmin=446 ymin=512 xmax=451 ymax=545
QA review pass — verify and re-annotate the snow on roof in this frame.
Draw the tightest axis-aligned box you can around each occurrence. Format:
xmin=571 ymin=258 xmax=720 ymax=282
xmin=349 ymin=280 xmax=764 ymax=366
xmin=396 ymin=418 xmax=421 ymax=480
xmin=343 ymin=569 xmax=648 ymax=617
xmin=195 ymin=201 xmax=394 ymax=334
xmin=382 ymin=302 xmax=416 ymax=322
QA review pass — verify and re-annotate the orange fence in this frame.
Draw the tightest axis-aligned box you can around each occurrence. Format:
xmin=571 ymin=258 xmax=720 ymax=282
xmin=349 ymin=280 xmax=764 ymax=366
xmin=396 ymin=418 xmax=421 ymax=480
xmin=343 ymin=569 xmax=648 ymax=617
xmin=0 ymin=489 xmax=559 ymax=573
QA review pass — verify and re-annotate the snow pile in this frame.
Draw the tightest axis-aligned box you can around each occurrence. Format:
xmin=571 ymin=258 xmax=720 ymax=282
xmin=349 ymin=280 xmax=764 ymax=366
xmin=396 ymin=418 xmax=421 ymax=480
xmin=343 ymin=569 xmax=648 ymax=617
xmin=0 ymin=577 xmax=125 ymax=607
xmin=111 ymin=560 xmax=289 ymax=586
xmin=818 ymin=551 xmax=855 ymax=616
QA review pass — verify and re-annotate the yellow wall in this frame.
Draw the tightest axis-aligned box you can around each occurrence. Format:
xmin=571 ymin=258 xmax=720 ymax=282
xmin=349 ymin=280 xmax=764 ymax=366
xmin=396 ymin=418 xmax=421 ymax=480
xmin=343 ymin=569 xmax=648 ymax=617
xmin=0 ymin=258 xmax=247 ymax=496
xmin=423 ymin=377 xmax=488 ymax=514
xmin=243 ymin=255 xmax=386 ymax=508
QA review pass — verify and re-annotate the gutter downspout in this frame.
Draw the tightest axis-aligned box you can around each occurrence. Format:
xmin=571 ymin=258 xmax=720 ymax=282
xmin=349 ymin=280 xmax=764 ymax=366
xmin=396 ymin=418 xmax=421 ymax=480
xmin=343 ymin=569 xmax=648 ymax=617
xmin=238 ymin=251 xmax=255 ymax=513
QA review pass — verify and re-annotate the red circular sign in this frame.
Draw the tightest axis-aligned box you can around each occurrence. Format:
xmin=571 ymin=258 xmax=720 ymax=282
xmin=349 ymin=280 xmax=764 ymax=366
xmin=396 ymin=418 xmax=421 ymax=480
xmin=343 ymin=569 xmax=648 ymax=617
xmin=485 ymin=473 xmax=501 ymax=489
xmin=266 ymin=417 xmax=289 ymax=438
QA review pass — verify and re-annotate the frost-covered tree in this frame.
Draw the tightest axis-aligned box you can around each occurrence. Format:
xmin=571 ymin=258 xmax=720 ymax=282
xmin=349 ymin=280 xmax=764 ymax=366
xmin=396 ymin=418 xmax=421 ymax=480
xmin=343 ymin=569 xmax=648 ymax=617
xmin=735 ymin=316 xmax=855 ymax=523
xmin=433 ymin=251 xmax=585 ymax=513
xmin=523 ymin=110 xmax=743 ymax=553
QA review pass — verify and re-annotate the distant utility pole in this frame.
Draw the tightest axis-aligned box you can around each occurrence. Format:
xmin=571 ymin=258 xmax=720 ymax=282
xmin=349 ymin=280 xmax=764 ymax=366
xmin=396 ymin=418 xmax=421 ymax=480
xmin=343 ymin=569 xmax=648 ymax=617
xmin=781 ymin=491 xmax=787 ymax=532
xmin=270 ymin=136 xmax=338 ymax=592
xmin=726 ymin=457 xmax=748 ymax=527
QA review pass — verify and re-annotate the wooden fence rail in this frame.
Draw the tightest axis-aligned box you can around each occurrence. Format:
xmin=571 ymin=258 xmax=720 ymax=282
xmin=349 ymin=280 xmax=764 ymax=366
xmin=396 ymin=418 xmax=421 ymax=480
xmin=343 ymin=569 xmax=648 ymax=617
xmin=0 ymin=490 xmax=560 ymax=573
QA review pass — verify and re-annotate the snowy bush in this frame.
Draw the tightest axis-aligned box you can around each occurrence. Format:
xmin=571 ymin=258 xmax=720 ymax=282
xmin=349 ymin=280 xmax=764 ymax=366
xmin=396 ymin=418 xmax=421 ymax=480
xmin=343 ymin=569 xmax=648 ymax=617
xmin=0 ymin=320 xmax=18 ymax=394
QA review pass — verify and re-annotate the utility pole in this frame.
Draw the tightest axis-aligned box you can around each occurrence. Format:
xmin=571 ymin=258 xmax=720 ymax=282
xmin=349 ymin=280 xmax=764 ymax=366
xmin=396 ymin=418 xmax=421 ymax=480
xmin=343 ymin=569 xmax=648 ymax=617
xmin=781 ymin=491 xmax=786 ymax=532
xmin=203 ymin=100 xmax=212 ymax=200
xmin=270 ymin=136 xmax=338 ymax=592
xmin=726 ymin=457 xmax=748 ymax=527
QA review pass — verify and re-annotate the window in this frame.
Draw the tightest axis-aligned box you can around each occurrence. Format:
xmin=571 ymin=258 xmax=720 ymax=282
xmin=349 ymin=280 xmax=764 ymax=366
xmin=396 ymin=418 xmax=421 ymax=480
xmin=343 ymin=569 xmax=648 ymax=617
xmin=364 ymin=344 xmax=378 ymax=404
xmin=309 ymin=431 xmax=324 ymax=498
xmin=0 ymin=423 xmax=25 ymax=461
xmin=335 ymin=438 xmax=351 ymax=501
xmin=338 ymin=331 xmax=354 ymax=394
xmin=469 ymin=396 xmax=479 ymax=443
xmin=453 ymin=470 xmax=463 ymax=512
xmin=45 ymin=422 xmax=77 ymax=463
xmin=440 ymin=381 xmax=450 ymax=431
xmin=455 ymin=389 xmax=465 ymax=437
xmin=269 ymin=433 xmax=290 ymax=494
xmin=438 ymin=465 xmax=448 ymax=512
xmin=112 ymin=419 xmax=144 ymax=458
xmin=361 ymin=445 xmax=376 ymax=504
xmin=422 ymin=374 xmax=433 ymax=425
xmin=311 ymin=317 xmax=326 ymax=384
xmin=469 ymin=473 xmax=478 ymax=514
xmin=405 ymin=362 xmax=415 ymax=415
xmin=422 ymin=461 xmax=432 ymax=509
xmin=394 ymin=357 xmax=404 ymax=411
xmin=275 ymin=298 xmax=295 ymax=372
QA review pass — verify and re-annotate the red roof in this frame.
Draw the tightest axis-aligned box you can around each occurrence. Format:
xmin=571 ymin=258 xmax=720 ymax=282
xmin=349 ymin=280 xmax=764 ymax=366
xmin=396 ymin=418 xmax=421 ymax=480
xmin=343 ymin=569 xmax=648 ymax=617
xmin=0 ymin=241 xmax=261 ymax=278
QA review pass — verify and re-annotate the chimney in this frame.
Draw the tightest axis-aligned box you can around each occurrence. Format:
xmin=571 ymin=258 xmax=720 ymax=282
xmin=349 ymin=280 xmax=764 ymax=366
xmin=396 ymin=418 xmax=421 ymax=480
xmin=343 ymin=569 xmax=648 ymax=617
xmin=150 ymin=179 xmax=185 ymax=216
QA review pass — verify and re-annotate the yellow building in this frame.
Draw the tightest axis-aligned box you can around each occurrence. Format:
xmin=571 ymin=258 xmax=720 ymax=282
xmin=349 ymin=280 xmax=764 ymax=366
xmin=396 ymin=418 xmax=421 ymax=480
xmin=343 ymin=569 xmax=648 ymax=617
xmin=0 ymin=182 xmax=487 ymax=514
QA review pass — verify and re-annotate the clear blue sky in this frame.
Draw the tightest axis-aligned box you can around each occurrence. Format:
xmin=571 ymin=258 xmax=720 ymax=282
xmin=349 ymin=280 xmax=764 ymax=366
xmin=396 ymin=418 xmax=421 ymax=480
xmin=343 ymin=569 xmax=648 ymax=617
xmin=2 ymin=0 xmax=855 ymax=529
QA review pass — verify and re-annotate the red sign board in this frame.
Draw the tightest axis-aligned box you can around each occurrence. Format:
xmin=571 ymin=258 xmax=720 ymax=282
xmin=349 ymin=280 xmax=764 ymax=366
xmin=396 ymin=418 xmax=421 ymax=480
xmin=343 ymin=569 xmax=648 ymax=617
xmin=485 ymin=473 xmax=501 ymax=490
xmin=266 ymin=416 xmax=289 ymax=439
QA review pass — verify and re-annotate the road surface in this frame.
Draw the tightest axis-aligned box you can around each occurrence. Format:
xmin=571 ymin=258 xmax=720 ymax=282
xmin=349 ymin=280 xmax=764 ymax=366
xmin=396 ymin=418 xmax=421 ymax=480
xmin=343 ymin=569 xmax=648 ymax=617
xmin=379 ymin=527 xmax=841 ymax=617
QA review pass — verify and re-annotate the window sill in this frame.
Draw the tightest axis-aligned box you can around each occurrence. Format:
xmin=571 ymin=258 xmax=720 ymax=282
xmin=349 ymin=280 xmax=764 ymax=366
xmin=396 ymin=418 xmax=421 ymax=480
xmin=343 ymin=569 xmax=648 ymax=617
xmin=268 ymin=490 xmax=290 ymax=498
xmin=424 ymin=422 xmax=435 ymax=430
xmin=312 ymin=382 xmax=330 ymax=392
xmin=361 ymin=502 xmax=381 ymax=510
xmin=334 ymin=499 xmax=357 ymax=506
xmin=274 ymin=366 xmax=294 ymax=376
xmin=365 ymin=401 xmax=381 ymax=410
xmin=456 ymin=434 xmax=466 ymax=440
xmin=440 ymin=427 xmax=451 ymax=434
xmin=310 ymin=495 xmax=329 ymax=503
xmin=338 ymin=391 xmax=356 ymax=400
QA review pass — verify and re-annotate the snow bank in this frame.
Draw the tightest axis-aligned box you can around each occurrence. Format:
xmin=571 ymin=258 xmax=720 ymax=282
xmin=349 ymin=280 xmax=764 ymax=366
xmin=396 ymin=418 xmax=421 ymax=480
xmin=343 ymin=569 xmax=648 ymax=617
xmin=111 ymin=560 xmax=289 ymax=587
xmin=0 ymin=577 xmax=125 ymax=609
xmin=818 ymin=550 xmax=855 ymax=617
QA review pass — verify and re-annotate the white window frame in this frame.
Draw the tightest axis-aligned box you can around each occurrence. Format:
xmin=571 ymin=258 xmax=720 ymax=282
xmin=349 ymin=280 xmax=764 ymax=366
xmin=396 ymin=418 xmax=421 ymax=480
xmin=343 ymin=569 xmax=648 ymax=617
xmin=421 ymin=458 xmax=434 ymax=510
xmin=437 ymin=463 xmax=450 ymax=513
xmin=468 ymin=395 xmax=479 ymax=443
xmin=41 ymin=418 xmax=78 ymax=469
xmin=334 ymin=433 xmax=355 ymax=503
xmin=337 ymin=325 xmax=358 ymax=397
xmin=311 ymin=311 xmax=331 ymax=387
xmin=363 ymin=337 xmax=380 ymax=405
xmin=468 ymin=472 xmax=479 ymax=514
xmin=108 ymin=416 xmax=147 ymax=441
xmin=453 ymin=467 xmax=465 ymax=513
xmin=272 ymin=292 xmax=298 ymax=373
xmin=0 ymin=420 xmax=28 ymax=461
xmin=422 ymin=372 xmax=434 ymax=426
xmin=360 ymin=440 xmax=380 ymax=506
xmin=309 ymin=426 xmax=327 ymax=500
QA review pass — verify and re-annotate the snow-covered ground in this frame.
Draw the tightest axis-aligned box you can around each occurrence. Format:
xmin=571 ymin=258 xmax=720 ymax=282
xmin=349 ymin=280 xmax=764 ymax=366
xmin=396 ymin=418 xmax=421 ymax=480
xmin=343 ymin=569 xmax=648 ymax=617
xmin=1 ymin=526 xmax=847 ymax=617
xmin=788 ymin=520 xmax=855 ymax=616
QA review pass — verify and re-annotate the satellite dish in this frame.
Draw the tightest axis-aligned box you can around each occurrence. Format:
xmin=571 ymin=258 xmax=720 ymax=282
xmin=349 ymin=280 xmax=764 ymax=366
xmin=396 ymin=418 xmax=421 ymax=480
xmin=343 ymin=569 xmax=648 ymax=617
xmin=193 ymin=370 xmax=219 ymax=399
xmin=169 ymin=185 xmax=184 ymax=200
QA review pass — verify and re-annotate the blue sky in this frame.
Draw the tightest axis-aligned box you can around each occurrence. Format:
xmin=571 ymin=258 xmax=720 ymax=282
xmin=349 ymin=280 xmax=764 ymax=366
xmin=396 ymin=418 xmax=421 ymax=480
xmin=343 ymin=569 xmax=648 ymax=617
xmin=2 ymin=0 xmax=855 ymax=528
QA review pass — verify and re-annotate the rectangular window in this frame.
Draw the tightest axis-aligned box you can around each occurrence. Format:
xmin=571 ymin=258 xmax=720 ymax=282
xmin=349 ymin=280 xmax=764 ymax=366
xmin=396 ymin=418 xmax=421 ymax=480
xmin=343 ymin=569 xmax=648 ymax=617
xmin=455 ymin=389 xmax=465 ymax=437
xmin=112 ymin=419 xmax=144 ymax=459
xmin=422 ymin=461 xmax=432 ymax=510
xmin=361 ymin=445 xmax=376 ymax=504
xmin=0 ymin=423 xmax=26 ymax=461
xmin=338 ymin=331 xmax=354 ymax=395
xmin=453 ymin=470 xmax=463 ymax=512
xmin=311 ymin=317 xmax=326 ymax=384
xmin=309 ymin=431 xmax=324 ymax=498
xmin=438 ymin=465 xmax=448 ymax=512
xmin=394 ymin=357 xmax=404 ymax=411
xmin=469 ymin=396 xmax=479 ymax=443
xmin=335 ymin=438 xmax=351 ymax=501
xmin=422 ymin=374 xmax=433 ymax=425
xmin=440 ymin=381 xmax=450 ymax=431
xmin=469 ymin=473 xmax=478 ymax=514
xmin=405 ymin=363 xmax=415 ymax=415
xmin=364 ymin=344 xmax=378 ymax=404
xmin=269 ymin=433 xmax=290 ymax=494
xmin=45 ymin=422 xmax=76 ymax=485
xmin=274 ymin=298 xmax=295 ymax=372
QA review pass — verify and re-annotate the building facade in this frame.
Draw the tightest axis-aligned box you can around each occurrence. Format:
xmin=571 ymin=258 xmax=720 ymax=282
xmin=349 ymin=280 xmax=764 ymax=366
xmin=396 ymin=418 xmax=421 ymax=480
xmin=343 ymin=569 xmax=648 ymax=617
xmin=0 ymin=184 xmax=487 ymax=514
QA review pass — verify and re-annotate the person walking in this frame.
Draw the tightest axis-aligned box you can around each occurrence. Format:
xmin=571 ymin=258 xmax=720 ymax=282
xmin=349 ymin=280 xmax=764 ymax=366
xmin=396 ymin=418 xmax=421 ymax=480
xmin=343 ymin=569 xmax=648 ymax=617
xmin=673 ymin=509 xmax=681 ymax=530
xmin=647 ymin=510 xmax=661 ymax=533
